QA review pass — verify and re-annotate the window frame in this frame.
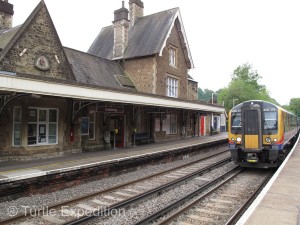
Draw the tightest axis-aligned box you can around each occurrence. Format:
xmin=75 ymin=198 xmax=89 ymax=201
xmin=27 ymin=107 xmax=58 ymax=146
xmin=89 ymin=112 xmax=96 ymax=140
xmin=81 ymin=117 xmax=90 ymax=136
xmin=162 ymin=114 xmax=178 ymax=135
xmin=169 ymin=46 xmax=177 ymax=67
xmin=13 ymin=107 xmax=22 ymax=147
xmin=166 ymin=76 xmax=179 ymax=98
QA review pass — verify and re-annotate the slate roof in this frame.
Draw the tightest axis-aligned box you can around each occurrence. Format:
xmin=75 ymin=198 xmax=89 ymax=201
xmin=88 ymin=8 xmax=178 ymax=60
xmin=0 ymin=26 xmax=21 ymax=51
xmin=64 ymin=47 xmax=136 ymax=91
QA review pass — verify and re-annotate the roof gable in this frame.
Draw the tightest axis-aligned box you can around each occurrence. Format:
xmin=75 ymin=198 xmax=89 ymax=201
xmin=88 ymin=7 xmax=193 ymax=68
xmin=0 ymin=1 xmax=75 ymax=81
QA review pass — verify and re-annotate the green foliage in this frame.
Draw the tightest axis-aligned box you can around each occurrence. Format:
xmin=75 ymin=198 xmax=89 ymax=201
xmin=198 ymin=88 xmax=215 ymax=103
xmin=218 ymin=63 xmax=274 ymax=112
xmin=289 ymin=98 xmax=300 ymax=116
xmin=198 ymin=63 xmax=297 ymax=113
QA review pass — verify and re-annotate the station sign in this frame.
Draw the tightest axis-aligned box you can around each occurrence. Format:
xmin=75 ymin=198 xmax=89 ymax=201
xmin=97 ymin=106 xmax=124 ymax=114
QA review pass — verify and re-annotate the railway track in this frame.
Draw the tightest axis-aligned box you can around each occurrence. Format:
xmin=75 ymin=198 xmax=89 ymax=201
xmin=136 ymin=169 xmax=273 ymax=225
xmin=1 ymin=149 xmax=231 ymax=225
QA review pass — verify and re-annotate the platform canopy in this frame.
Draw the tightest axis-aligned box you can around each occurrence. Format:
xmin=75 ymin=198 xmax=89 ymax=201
xmin=0 ymin=73 xmax=224 ymax=114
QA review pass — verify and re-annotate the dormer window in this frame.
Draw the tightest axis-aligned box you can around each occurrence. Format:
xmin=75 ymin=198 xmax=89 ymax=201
xmin=169 ymin=46 xmax=177 ymax=67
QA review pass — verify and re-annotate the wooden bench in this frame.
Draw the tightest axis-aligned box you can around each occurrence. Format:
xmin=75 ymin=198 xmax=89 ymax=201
xmin=133 ymin=133 xmax=152 ymax=144
xmin=212 ymin=130 xmax=218 ymax=135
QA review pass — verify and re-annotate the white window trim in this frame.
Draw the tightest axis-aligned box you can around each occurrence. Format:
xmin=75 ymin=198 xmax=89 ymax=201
xmin=13 ymin=107 xmax=22 ymax=147
xmin=27 ymin=107 xmax=58 ymax=146
xmin=162 ymin=114 xmax=178 ymax=135
xmin=169 ymin=46 xmax=177 ymax=67
xmin=169 ymin=114 xmax=178 ymax=134
xmin=166 ymin=76 xmax=179 ymax=98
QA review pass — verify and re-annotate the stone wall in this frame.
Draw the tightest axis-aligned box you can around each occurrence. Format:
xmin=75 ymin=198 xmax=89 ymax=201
xmin=123 ymin=56 xmax=156 ymax=94
xmin=0 ymin=0 xmax=13 ymax=29
xmin=187 ymin=80 xmax=198 ymax=100
xmin=113 ymin=19 xmax=129 ymax=59
xmin=0 ymin=96 xmax=75 ymax=160
xmin=0 ymin=11 xmax=12 ymax=29
xmin=0 ymin=6 xmax=73 ymax=80
xmin=129 ymin=0 xmax=144 ymax=25
xmin=156 ymin=23 xmax=189 ymax=99
xmin=123 ymin=22 xmax=189 ymax=99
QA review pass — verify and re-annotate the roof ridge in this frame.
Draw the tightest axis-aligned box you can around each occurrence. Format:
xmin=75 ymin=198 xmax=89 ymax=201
xmin=64 ymin=46 xmax=117 ymax=63
xmin=98 ymin=8 xmax=178 ymax=31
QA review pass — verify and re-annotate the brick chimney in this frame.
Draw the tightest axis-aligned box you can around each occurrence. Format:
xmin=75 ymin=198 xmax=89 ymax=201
xmin=129 ymin=0 xmax=144 ymax=26
xmin=0 ymin=0 xmax=14 ymax=30
xmin=113 ymin=1 xmax=130 ymax=59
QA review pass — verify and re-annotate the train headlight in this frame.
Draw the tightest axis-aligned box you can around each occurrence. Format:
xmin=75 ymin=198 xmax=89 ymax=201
xmin=265 ymin=137 xmax=271 ymax=143
xmin=273 ymin=138 xmax=278 ymax=142
xmin=231 ymin=137 xmax=235 ymax=141
xmin=237 ymin=137 xmax=242 ymax=142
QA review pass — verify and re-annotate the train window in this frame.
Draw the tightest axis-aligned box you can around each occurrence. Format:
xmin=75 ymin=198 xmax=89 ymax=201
xmin=231 ymin=113 xmax=241 ymax=129
xmin=264 ymin=111 xmax=277 ymax=130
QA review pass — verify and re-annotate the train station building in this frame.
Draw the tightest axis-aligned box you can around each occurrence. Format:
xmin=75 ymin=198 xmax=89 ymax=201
xmin=0 ymin=0 xmax=224 ymax=160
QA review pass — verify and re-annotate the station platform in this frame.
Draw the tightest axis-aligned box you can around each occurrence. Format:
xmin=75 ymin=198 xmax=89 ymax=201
xmin=237 ymin=134 xmax=300 ymax=225
xmin=0 ymin=133 xmax=228 ymax=183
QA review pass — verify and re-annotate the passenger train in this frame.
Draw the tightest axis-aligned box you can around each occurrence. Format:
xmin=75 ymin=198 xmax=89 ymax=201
xmin=228 ymin=100 xmax=299 ymax=168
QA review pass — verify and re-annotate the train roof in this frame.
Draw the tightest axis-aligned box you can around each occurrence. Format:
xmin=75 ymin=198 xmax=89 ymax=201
xmin=230 ymin=100 xmax=296 ymax=116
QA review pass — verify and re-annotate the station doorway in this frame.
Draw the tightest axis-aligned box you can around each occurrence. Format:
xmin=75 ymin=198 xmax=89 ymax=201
xmin=110 ymin=115 xmax=125 ymax=148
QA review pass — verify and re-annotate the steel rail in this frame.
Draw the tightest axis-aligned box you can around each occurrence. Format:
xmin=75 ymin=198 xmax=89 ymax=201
xmin=0 ymin=148 xmax=230 ymax=225
xmin=63 ymin=157 xmax=232 ymax=225
xmin=224 ymin=170 xmax=275 ymax=225
xmin=134 ymin=167 xmax=242 ymax=225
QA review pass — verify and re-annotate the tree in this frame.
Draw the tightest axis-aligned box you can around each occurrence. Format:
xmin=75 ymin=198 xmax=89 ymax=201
xmin=289 ymin=98 xmax=300 ymax=117
xmin=198 ymin=88 xmax=215 ymax=103
xmin=218 ymin=63 xmax=274 ymax=112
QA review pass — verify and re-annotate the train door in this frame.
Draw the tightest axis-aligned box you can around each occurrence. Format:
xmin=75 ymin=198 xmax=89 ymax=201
xmin=242 ymin=108 xmax=262 ymax=150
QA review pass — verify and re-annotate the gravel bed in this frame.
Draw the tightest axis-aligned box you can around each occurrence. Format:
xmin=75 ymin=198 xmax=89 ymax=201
xmin=0 ymin=144 xmax=227 ymax=221
xmin=167 ymin=170 xmax=269 ymax=225
xmin=87 ymin=162 xmax=236 ymax=225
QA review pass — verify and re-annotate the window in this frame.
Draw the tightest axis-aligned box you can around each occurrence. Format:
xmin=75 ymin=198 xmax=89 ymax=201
xmin=231 ymin=112 xmax=241 ymax=129
xmin=81 ymin=117 xmax=89 ymax=136
xmin=27 ymin=108 xmax=58 ymax=145
xmin=89 ymin=112 xmax=95 ymax=140
xmin=264 ymin=111 xmax=277 ymax=131
xmin=81 ymin=112 xmax=96 ymax=138
xmin=162 ymin=114 xmax=178 ymax=134
xmin=188 ymin=114 xmax=194 ymax=129
xmin=166 ymin=76 xmax=178 ymax=98
xmin=13 ymin=107 xmax=22 ymax=146
xmin=169 ymin=46 xmax=177 ymax=67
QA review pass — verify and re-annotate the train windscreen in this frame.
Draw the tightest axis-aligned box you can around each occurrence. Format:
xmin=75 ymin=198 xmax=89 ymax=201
xmin=231 ymin=112 xmax=241 ymax=131
xmin=263 ymin=110 xmax=278 ymax=134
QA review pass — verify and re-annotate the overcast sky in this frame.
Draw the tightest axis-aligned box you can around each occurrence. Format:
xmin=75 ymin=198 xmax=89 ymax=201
xmin=10 ymin=0 xmax=300 ymax=105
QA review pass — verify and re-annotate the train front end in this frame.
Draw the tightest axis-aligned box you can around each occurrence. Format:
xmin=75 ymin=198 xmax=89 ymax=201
xmin=228 ymin=100 xmax=282 ymax=168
